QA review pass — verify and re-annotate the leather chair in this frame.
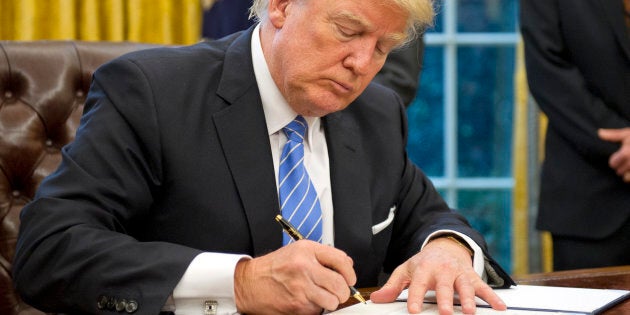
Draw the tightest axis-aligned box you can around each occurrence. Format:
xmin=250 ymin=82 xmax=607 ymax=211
xmin=0 ymin=40 xmax=161 ymax=315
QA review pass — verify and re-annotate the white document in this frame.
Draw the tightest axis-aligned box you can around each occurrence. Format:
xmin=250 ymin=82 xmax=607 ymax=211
xmin=329 ymin=300 xmax=573 ymax=314
xmin=330 ymin=285 xmax=630 ymax=315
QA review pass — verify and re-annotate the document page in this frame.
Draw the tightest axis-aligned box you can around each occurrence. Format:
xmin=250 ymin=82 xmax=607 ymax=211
xmin=454 ymin=285 xmax=629 ymax=313
xmin=330 ymin=285 xmax=630 ymax=315
xmin=329 ymin=300 xmax=576 ymax=314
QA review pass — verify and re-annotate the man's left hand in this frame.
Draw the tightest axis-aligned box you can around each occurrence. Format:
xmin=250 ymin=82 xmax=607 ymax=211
xmin=369 ymin=237 xmax=507 ymax=315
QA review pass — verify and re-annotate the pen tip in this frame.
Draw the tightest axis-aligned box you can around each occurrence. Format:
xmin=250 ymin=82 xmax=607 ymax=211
xmin=353 ymin=292 xmax=367 ymax=304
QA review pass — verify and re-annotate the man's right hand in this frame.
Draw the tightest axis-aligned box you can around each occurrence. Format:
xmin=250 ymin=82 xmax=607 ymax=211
xmin=598 ymin=128 xmax=630 ymax=182
xmin=233 ymin=240 xmax=356 ymax=314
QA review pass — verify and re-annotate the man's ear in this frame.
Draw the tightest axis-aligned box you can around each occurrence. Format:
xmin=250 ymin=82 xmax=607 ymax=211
xmin=267 ymin=0 xmax=292 ymax=28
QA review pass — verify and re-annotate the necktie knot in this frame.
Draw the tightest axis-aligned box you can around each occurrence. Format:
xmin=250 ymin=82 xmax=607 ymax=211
xmin=283 ymin=116 xmax=307 ymax=144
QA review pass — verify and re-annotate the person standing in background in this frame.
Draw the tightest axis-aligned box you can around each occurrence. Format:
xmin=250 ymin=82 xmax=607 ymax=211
xmin=203 ymin=0 xmax=255 ymax=40
xmin=203 ymin=0 xmax=425 ymax=105
xmin=520 ymin=0 xmax=630 ymax=271
xmin=370 ymin=36 xmax=424 ymax=105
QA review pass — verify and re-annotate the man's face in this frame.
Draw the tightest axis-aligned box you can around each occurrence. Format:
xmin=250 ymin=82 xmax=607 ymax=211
xmin=263 ymin=0 xmax=408 ymax=117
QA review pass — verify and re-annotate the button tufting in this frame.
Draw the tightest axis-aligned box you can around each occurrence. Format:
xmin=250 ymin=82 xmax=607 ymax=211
xmin=76 ymin=90 xmax=84 ymax=97
xmin=4 ymin=91 xmax=12 ymax=98
xmin=45 ymin=139 xmax=53 ymax=147
xmin=12 ymin=190 xmax=20 ymax=197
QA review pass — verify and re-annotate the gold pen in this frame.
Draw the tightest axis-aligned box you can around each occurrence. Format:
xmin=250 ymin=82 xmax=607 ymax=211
xmin=274 ymin=214 xmax=367 ymax=304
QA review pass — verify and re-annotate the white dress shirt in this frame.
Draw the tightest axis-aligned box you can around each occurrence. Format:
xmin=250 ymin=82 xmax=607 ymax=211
xmin=170 ymin=25 xmax=485 ymax=314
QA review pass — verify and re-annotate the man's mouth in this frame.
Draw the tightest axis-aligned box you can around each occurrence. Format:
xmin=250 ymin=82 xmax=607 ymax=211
xmin=330 ymin=79 xmax=353 ymax=94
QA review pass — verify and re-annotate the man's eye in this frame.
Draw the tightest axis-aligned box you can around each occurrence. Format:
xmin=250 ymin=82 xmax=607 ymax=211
xmin=338 ymin=26 xmax=357 ymax=38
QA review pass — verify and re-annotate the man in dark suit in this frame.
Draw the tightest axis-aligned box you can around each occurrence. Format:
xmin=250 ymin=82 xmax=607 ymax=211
xmin=521 ymin=0 xmax=630 ymax=271
xmin=13 ymin=0 xmax=513 ymax=314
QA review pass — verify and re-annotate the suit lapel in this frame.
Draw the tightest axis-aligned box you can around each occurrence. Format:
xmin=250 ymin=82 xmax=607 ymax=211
xmin=599 ymin=0 xmax=630 ymax=59
xmin=213 ymin=28 xmax=282 ymax=256
xmin=324 ymin=111 xmax=373 ymax=260
xmin=212 ymin=28 xmax=375 ymax=257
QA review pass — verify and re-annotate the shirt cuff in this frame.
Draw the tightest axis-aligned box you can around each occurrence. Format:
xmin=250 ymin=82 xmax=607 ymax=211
xmin=172 ymin=252 xmax=251 ymax=315
xmin=422 ymin=230 xmax=486 ymax=280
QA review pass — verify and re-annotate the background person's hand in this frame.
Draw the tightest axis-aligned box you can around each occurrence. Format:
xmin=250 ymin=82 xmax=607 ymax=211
xmin=370 ymin=237 xmax=507 ymax=315
xmin=598 ymin=128 xmax=630 ymax=182
xmin=234 ymin=240 xmax=356 ymax=314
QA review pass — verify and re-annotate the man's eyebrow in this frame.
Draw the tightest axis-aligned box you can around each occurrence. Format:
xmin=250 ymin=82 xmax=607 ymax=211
xmin=331 ymin=11 xmax=372 ymax=29
xmin=331 ymin=11 xmax=407 ymax=45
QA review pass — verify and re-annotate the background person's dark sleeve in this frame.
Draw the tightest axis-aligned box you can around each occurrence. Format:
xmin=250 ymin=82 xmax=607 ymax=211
xmin=202 ymin=0 xmax=255 ymax=40
xmin=372 ymin=36 xmax=425 ymax=106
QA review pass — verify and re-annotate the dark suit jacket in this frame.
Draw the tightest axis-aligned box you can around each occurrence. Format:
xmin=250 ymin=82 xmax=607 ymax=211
xmin=13 ymin=28 xmax=511 ymax=314
xmin=521 ymin=0 xmax=630 ymax=239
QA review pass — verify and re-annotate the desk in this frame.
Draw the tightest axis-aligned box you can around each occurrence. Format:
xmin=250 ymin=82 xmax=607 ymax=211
xmin=340 ymin=265 xmax=630 ymax=313
xmin=513 ymin=265 xmax=630 ymax=314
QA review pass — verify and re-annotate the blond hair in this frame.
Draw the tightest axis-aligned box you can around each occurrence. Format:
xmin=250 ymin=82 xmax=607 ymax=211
xmin=249 ymin=0 xmax=435 ymax=44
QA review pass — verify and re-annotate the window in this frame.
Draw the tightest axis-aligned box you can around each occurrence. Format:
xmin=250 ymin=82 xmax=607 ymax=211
xmin=407 ymin=0 xmax=519 ymax=272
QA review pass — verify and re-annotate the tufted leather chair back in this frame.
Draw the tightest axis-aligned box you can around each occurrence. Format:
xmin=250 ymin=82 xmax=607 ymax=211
xmin=0 ymin=40 xmax=161 ymax=315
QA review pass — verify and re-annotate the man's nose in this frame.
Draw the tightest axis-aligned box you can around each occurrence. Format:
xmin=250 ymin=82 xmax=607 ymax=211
xmin=342 ymin=40 xmax=378 ymax=76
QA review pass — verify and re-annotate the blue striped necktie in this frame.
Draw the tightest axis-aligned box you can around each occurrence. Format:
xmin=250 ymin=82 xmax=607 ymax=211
xmin=278 ymin=115 xmax=323 ymax=244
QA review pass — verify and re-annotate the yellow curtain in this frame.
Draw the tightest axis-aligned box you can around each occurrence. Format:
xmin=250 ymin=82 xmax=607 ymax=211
xmin=512 ymin=41 xmax=530 ymax=276
xmin=513 ymin=40 xmax=553 ymax=275
xmin=0 ymin=0 xmax=202 ymax=44
xmin=539 ymin=114 xmax=554 ymax=273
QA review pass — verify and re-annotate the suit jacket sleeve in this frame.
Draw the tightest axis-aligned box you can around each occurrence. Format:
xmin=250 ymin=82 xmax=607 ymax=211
xmin=337 ymin=84 xmax=514 ymax=288
xmin=372 ymin=36 xmax=424 ymax=105
xmin=391 ymin=101 xmax=514 ymax=288
xmin=13 ymin=55 xmax=204 ymax=315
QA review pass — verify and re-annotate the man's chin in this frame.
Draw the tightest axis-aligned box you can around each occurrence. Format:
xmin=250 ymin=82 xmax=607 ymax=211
xmin=295 ymin=90 xmax=357 ymax=116
xmin=305 ymin=102 xmax=351 ymax=116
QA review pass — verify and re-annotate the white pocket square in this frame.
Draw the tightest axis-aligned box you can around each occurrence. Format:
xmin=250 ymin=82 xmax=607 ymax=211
xmin=372 ymin=205 xmax=396 ymax=235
